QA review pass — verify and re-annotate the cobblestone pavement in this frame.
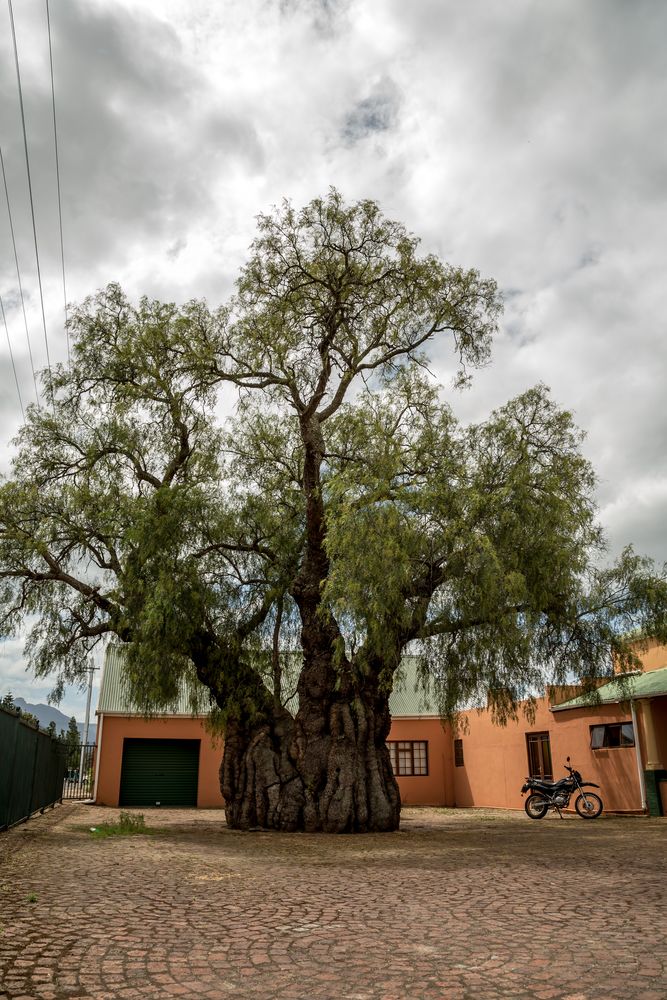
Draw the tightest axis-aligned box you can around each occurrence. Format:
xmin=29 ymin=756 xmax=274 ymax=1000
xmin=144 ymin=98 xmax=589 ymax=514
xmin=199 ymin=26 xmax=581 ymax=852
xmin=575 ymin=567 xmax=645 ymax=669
xmin=0 ymin=804 xmax=665 ymax=1000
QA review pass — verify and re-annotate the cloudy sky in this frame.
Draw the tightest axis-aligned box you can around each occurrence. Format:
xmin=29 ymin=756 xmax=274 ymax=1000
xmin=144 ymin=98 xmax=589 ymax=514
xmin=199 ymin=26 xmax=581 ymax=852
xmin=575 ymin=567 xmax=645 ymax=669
xmin=1 ymin=0 xmax=665 ymax=718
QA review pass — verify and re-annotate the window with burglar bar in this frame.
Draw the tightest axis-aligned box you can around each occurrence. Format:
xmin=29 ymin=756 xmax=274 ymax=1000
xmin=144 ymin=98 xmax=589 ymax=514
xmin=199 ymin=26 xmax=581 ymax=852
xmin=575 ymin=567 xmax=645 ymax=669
xmin=386 ymin=740 xmax=428 ymax=776
xmin=590 ymin=722 xmax=634 ymax=749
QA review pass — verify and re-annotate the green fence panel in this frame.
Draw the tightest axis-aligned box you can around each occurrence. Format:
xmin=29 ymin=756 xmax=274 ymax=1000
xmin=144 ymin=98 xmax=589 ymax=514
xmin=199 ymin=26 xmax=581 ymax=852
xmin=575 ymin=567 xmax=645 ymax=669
xmin=0 ymin=706 xmax=67 ymax=830
xmin=0 ymin=709 xmax=20 ymax=829
xmin=6 ymin=720 xmax=38 ymax=827
xmin=31 ymin=732 xmax=66 ymax=816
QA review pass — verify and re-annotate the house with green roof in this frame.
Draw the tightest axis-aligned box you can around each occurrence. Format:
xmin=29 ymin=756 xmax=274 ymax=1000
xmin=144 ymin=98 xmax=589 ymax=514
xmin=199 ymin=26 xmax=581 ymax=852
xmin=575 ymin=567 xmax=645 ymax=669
xmin=93 ymin=646 xmax=451 ymax=811
xmin=552 ymin=650 xmax=667 ymax=816
xmin=92 ymin=641 xmax=667 ymax=816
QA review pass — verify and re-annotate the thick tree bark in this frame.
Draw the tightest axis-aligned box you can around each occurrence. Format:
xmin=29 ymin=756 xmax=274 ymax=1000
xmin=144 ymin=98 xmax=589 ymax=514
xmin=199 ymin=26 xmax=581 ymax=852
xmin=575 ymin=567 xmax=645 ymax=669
xmin=219 ymin=676 xmax=400 ymax=833
xmin=220 ymin=706 xmax=305 ymax=830
xmin=188 ymin=635 xmax=290 ymax=829
xmin=292 ymin=669 xmax=401 ymax=832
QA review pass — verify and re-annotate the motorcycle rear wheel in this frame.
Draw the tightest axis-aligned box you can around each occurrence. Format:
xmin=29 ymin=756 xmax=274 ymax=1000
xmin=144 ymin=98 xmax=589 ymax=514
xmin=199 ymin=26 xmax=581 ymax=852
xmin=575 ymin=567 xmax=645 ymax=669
xmin=575 ymin=793 xmax=603 ymax=819
xmin=524 ymin=793 xmax=549 ymax=819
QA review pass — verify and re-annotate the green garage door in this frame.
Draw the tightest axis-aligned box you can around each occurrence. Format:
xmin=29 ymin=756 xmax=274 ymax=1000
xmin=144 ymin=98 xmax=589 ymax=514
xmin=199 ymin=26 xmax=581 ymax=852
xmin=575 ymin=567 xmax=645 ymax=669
xmin=119 ymin=739 xmax=200 ymax=807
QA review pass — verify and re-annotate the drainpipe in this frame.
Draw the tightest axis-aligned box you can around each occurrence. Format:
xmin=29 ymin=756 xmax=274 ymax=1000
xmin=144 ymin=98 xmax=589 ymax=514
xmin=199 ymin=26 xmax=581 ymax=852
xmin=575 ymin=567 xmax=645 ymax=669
xmin=91 ymin=712 xmax=103 ymax=804
xmin=630 ymin=700 xmax=647 ymax=812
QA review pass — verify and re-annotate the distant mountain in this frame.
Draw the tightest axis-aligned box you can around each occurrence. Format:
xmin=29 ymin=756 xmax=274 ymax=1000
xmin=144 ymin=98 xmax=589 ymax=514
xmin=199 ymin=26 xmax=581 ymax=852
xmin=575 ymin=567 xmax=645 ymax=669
xmin=11 ymin=698 xmax=97 ymax=744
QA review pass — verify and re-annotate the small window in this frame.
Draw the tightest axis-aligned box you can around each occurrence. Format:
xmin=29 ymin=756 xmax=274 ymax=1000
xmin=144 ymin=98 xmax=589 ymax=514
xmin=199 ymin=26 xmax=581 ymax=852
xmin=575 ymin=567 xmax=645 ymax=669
xmin=454 ymin=738 xmax=464 ymax=767
xmin=526 ymin=732 xmax=553 ymax=780
xmin=386 ymin=740 xmax=428 ymax=776
xmin=590 ymin=722 xmax=635 ymax=750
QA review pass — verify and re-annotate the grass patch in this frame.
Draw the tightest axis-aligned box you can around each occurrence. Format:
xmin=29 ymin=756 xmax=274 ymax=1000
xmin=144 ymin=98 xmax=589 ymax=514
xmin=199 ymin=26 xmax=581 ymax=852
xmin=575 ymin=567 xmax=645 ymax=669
xmin=85 ymin=811 xmax=160 ymax=839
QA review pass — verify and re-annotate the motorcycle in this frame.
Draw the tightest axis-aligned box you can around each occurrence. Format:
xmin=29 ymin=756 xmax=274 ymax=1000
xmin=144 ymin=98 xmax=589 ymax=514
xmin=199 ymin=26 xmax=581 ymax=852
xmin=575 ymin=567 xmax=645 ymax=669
xmin=521 ymin=757 xmax=603 ymax=819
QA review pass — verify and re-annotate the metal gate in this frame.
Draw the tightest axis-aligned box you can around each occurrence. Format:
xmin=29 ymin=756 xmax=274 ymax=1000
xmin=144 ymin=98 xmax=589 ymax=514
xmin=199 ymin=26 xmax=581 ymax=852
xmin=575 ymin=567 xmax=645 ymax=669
xmin=62 ymin=743 xmax=96 ymax=800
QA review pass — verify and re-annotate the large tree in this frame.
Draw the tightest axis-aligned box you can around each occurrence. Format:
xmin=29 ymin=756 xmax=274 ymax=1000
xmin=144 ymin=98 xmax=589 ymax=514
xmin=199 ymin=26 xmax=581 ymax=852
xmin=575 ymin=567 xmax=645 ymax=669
xmin=1 ymin=191 xmax=666 ymax=832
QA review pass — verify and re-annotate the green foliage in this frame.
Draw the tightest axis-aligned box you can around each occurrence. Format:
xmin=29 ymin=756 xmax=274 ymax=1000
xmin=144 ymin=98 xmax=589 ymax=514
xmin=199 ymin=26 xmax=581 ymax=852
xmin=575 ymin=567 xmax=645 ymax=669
xmin=231 ymin=190 xmax=500 ymax=408
xmin=321 ymin=376 xmax=658 ymax=718
xmin=87 ymin=811 xmax=154 ymax=838
xmin=0 ymin=189 xmax=665 ymax=728
xmin=57 ymin=716 xmax=80 ymax=767
xmin=0 ymin=691 xmax=43 ymax=727
xmin=118 ymin=811 xmax=146 ymax=831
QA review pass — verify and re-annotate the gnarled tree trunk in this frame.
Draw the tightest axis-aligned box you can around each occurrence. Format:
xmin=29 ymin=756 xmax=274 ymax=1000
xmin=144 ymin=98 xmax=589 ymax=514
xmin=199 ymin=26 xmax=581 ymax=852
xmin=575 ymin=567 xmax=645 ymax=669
xmin=214 ymin=407 xmax=402 ymax=832
xmin=292 ymin=660 xmax=400 ymax=832
xmin=219 ymin=673 xmax=400 ymax=832
xmin=220 ymin=705 xmax=304 ymax=830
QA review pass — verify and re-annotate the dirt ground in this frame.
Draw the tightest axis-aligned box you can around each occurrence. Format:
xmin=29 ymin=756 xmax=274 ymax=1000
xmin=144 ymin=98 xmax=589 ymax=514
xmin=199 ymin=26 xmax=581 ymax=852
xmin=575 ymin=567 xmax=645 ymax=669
xmin=0 ymin=803 xmax=665 ymax=999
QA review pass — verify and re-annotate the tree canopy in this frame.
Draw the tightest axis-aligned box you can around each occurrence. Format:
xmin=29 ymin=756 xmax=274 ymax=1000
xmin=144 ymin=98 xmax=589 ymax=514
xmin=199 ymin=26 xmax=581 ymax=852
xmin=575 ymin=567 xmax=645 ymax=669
xmin=1 ymin=190 xmax=665 ymax=830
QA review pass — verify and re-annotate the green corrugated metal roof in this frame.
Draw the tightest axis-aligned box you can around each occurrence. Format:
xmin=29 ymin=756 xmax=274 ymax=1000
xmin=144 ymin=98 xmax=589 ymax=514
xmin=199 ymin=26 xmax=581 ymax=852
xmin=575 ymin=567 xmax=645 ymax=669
xmin=98 ymin=645 xmax=439 ymax=718
xmin=98 ymin=645 xmax=210 ymax=716
xmin=389 ymin=657 xmax=438 ymax=716
xmin=552 ymin=666 xmax=667 ymax=711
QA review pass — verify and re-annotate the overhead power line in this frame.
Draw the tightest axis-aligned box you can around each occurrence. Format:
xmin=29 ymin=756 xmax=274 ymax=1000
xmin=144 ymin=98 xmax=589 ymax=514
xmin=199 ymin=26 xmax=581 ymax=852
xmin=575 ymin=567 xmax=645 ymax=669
xmin=8 ymin=0 xmax=53 ymax=384
xmin=0 ymin=144 xmax=39 ymax=405
xmin=45 ymin=0 xmax=69 ymax=362
xmin=0 ymin=292 xmax=25 ymax=420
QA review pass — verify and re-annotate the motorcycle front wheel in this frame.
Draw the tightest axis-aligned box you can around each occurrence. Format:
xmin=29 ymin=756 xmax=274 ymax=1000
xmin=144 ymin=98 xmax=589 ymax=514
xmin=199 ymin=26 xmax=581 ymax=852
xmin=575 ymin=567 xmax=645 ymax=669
xmin=524 ymin=794 xmax=549 ymax=819
xmin=575 ymin=793 xmax=603 ymax=819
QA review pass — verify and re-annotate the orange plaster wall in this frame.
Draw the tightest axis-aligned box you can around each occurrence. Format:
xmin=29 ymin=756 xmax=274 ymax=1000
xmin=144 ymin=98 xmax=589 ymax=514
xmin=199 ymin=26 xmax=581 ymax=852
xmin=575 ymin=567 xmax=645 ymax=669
xmin=387 ymin=717 xmax=453 ymax=806
xmin=95 ymin=715 xmax=225 ymax=808
xmin=452 ymin=699 xmax=643 ymax=813
xmin=639 ymin=696 xmax=667 ymax=768
xmin=616 ymin=639 xmax=667 ymax=674
xmin=96 ymin=699 xmax=651 ymax=814
xmin=637 ymin=640 xmax=667 ymax=673
xmin=98 ymin=714 xmax=454 ymax=809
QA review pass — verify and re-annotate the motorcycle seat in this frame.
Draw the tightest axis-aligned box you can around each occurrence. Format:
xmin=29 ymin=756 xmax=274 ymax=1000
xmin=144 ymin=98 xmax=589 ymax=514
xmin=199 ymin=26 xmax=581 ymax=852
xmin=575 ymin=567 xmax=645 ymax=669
xmin=531 ymin=778 xmax=569 ymax=790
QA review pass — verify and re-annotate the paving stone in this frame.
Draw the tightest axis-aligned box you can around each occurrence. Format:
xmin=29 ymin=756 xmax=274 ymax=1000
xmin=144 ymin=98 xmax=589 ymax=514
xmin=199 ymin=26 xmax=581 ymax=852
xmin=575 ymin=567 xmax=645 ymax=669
xmin=0 ymin=804 xmax=665 ymax=998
